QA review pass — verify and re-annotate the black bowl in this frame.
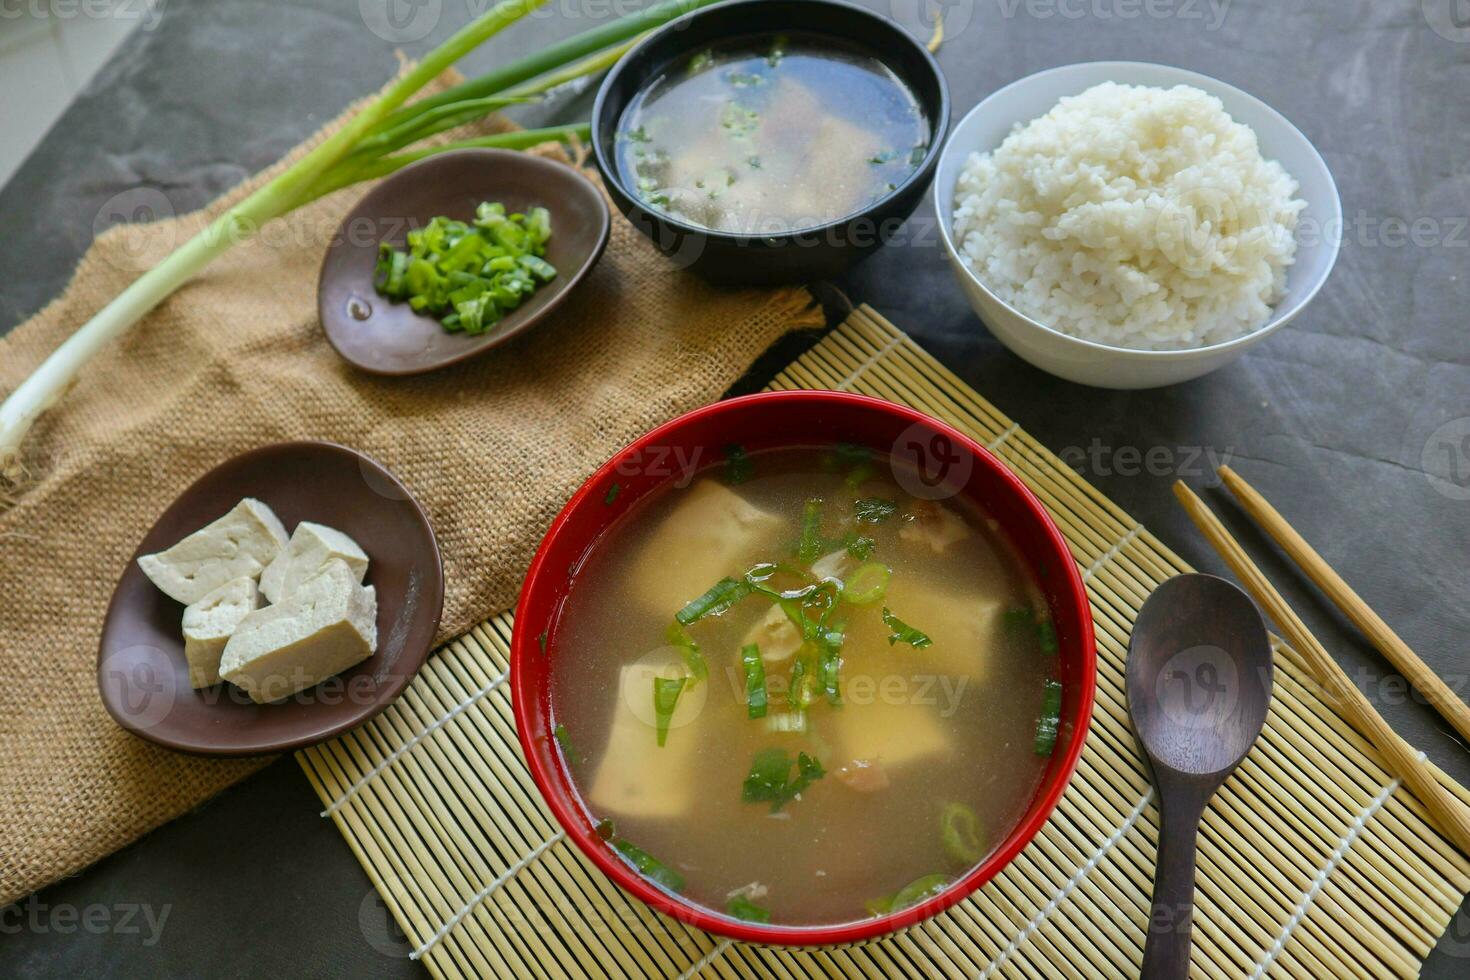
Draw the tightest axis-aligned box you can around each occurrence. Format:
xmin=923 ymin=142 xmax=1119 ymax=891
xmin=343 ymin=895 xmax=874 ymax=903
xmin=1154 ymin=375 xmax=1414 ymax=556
xmin=591 ymin=0 xmax=950 ymax=286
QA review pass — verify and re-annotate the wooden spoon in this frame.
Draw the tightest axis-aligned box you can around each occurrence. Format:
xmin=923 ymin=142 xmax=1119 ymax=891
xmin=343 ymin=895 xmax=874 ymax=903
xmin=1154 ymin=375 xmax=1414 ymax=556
xmin=1126 ymin=573 xmax=1273 ymax=979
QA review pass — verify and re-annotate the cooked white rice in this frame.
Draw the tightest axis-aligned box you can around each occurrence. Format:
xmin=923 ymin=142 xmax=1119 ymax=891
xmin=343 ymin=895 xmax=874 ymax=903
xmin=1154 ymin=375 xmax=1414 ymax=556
xmin=952 ymin=82 xmax=1305 ymax=351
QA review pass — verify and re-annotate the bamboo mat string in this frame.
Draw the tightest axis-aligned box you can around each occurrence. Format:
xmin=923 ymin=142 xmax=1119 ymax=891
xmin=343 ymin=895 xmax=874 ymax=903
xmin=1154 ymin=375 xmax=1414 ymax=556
xmin=320 ymin=668 xmax=510 ymax=817
xmin=834 ymin=333 xmax=905 ymax=391
xmin=677 ymin=939 xmax=734 ymax=980
xmin=299 ymin=305 xmax=1470 ymax=980
xmin=980 ymin=787 xmax=1156 ymax=978
xmin=1248 ymin=752 xmax=1425 ymax=980
xmin=410 ymin=831 xmax=566 ymax=961
xmin=986 ymin=422 xmax=1020 ymax=452
xmin=1081 ymin=526 xmax=1143 ymax=582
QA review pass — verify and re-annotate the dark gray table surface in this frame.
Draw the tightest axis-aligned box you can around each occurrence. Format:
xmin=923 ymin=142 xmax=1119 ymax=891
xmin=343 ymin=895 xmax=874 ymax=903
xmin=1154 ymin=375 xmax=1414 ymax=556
xmin=3 ymin=1 xmax=1467 ymax=976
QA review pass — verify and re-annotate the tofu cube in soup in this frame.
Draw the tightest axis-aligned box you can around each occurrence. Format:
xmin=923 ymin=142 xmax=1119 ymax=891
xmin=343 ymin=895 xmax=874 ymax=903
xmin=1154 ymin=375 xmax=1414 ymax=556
xmin=588 ymin=659 xmax=707 ymax=819
xmin=181 ymin=576 xmax=260 ymax=689
xmin=220 ymin=559 xmax=377 ymax=703
xmin=879 ymin=583 xmax=1007 ymax=685
xmin=137 ymin=497 xmax=288 ymax=604
xmin=630 ymin=479 xmax=780 ymax=610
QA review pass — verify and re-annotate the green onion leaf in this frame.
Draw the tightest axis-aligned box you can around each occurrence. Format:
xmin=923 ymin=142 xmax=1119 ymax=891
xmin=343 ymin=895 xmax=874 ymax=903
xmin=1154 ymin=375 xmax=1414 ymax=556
xmin=866 ymin=874 xmax=951 ymax=917
xmin=797 ymin=497 xmax=824 ymax=563
xmin=940 ymin=802 xmax=985 ymax=865
xmin=741 ymin=643 xmax=768 ymax=719
xmin=612 ymin=839 xmax=684 ymax=892
xmin=653 ymin=676 xmax=687 ymax=747
xmin=1004 ymin=605 xmax=1058 ymax=654
xmin=723 ymin=443 xmax=752 ymax=484
xmin=603 ymin=482 xmax=621 ymax=506
xmin=665 ymin=622 xmax=708 ymax=683
xmin=786 ymin=652 xmax=818 ymax=710
xmin=844 ymin=534 xmax=876 ymax=560
xmin=552 ymin=723 xmax=577 ymax=762
xmin=741 ymin=748 xmax=825 ymax=812
xmin=741 ymin=747 xmax=791 ymax=804
xmin=727 ymin=894 xmax=772 ymax=923
xmin=816 ymin=621 xmax=844 ymax=705
xmin=687 ymin=49 xmax=713 ymax=74
xmin=1035 ymin=679 xmax=1063 ymax=756
xmin=766 ymin=33 xmax=788 ymax=67
xmin=1039 ymin=618 xmax=1058 ymax=654
xmin=763 ymin=711 xmax=807 ymax=734
xmin=844 ymin=461 xmax=876 ymax=488
xmin=840 ymin=562 xmax=891 ymax=605
xmin=675 ymin=576 xmax=753 ymax=625
xmin=854 ymin=497 xmax=898 ymax=524
xmin=882 ymin=607 xmax=933 ymax=649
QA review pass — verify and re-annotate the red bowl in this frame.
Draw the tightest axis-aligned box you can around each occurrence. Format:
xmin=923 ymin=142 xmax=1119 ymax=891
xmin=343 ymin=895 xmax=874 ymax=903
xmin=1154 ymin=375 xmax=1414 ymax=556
xmin=511 ymin=391 xmax=1095 ymax=945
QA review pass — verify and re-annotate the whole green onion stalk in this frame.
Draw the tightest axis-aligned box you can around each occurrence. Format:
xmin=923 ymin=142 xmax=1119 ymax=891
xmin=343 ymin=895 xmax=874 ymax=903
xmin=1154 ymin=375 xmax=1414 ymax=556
xmin=0 ymin=0 xmax=718 ymax=483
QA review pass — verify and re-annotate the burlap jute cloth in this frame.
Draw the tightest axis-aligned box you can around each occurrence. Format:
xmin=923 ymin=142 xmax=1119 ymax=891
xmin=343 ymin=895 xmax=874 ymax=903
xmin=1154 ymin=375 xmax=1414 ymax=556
xmin=0 ymin=76 xmax=820 ymax=905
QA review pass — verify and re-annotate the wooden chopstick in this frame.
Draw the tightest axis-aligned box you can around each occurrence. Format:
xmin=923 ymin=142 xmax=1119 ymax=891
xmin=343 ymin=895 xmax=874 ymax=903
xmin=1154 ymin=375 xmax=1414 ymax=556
xmin=1218 ymin=464 xmax=1470 ymax=748
xmin=1173 ymin=480 xmax=1470 ymax=856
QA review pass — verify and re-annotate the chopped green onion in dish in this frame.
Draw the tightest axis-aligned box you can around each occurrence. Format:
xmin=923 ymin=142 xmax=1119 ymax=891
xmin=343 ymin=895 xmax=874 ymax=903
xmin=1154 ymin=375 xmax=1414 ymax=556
xmin=373 ymin=202 xmax=557 ymax=335
xmin=741 ymin=747 xmax=825 ymax=813
xmin=653 ymin=676 xmax=687 ymax=747
xmin=940 ymin=802 xmax=985 ymax=865
xmin=881 ymin=607 xmax=933 ymax=649
xmin=665 ymin=622 xmax=708 ymax=683
xmin=727 ymin=894 xmax=772 ymax=923
xmin=675 ymin=576 xmax=753 ymax=625
xmin=844 ymin=534 xmax=876 ymax=560
xmin=1035 ymin=678 xmax=1063 ymax=755
xmin=612 ymin=839 xmax=684 ymax=892
xmin=865 ymin=873 xmax=952 ymax=917
xmin=603 ymin=482 xmax=621 ymax=506
xmin=853 ymin=497 xmax=897 ymax=524
xmin=840 ymin=562 xmax=891 ymax=605
xmin=741 ymin=643 xmax=768 ymax=719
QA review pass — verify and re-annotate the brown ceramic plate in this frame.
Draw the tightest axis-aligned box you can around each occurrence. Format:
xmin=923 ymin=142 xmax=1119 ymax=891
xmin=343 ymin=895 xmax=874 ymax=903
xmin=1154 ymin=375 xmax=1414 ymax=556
xmin=97 ymin=441 xmax=445 ymax=756
xmin=318 ymin=148 xmax=611 ymax=375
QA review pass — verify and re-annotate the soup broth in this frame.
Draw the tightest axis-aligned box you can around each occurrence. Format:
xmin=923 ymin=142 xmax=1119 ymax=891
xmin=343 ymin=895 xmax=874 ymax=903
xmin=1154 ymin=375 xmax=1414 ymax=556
xmin=614 ymin=33 xmax=930 ymax=234
xmin=548 ymin=446 xmax=1059 ymax=926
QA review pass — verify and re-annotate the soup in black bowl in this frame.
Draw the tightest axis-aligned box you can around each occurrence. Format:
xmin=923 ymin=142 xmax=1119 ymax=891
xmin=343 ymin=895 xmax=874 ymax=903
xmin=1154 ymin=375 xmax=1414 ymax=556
xmin=592 ymin=0 xmax=949 ymax=285
xmin=614 ymin=33 xmax=931 ymax=235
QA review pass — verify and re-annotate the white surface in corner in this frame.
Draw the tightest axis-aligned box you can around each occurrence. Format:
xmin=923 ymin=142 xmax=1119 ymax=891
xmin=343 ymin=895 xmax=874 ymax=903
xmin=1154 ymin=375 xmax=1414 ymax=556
xmin=0 ymin=5 xmax=138 ymax=189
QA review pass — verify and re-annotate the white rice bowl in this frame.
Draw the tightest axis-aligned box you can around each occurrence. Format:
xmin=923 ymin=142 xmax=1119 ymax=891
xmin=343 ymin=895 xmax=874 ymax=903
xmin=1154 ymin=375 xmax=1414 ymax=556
xmin=952 ymin=82 xmax=1306 ymax=351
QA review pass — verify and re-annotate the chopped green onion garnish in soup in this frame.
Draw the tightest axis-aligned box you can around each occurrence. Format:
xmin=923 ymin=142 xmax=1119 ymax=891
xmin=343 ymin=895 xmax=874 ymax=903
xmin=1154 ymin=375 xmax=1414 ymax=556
xmin=548 ymin=446 xmax=1056 ymax=924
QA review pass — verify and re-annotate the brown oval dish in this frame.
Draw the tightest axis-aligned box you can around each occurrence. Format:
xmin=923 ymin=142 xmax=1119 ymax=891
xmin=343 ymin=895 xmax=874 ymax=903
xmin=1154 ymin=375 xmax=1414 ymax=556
xmin=318 ymin=148 xmax=611 ymax=375
xmin=97 ymin=441 xmax=445 ymax=756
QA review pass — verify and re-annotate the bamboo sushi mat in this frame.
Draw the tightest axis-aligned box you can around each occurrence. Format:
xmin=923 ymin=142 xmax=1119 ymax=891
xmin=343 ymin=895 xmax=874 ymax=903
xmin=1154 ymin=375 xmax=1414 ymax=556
xmin=297 ymin=305 xmax=1470 ymax=979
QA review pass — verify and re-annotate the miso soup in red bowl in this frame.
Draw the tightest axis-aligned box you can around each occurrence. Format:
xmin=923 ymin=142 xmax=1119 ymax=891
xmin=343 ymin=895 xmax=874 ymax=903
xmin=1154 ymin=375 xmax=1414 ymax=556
xmin=512 ymin=391 xmax=1095 ymax=944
